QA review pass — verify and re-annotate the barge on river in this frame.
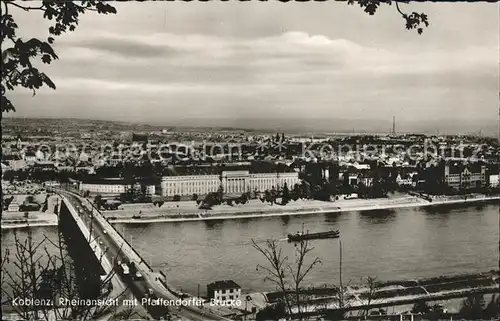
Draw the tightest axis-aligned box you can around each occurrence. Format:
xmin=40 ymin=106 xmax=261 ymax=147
xmin=287 ymin=230 xmax=340 ymax=242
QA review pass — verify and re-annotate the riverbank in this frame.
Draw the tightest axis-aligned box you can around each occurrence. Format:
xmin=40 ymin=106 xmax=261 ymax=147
xmin=3 ymin=194 xmax=497 ymax=229
xmin=101 ymin=194 xmax=500 ymax=224
xmin=1 ymin=212 xmax=59 ymax=230
xmin=1 ymin=195 xmax=60 ymax=230
xmin=260 ymin=270 xmax=500 ymax=317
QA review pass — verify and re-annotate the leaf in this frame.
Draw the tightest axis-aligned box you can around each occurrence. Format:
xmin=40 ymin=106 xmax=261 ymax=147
xmin=40 ymin=42 xmax=55 ymax=55
xmin=40 ymin=73 xmax=56 ymax=90
xmin=1 ymin=96 xmax=16 ymax=113
xmin=48 ymin=37 xmax=54 ymax=44
xmin=96 ymin=2 xmax=117 ymax=14
xmin=41 ymin=54 xmax=52 ymax=64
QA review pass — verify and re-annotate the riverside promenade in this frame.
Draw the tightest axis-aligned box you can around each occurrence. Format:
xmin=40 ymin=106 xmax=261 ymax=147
xmin=267 ymin=270 xmax=500 ymax=316
xmin=101 ymin=194 xmax=500 ymax=224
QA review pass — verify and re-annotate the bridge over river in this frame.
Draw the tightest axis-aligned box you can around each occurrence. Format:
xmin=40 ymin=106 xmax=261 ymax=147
xmin=55 ymin=189 xmax=232 ymax=321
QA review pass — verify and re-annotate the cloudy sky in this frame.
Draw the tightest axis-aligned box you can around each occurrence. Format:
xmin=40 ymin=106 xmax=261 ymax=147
xmin=6 ymin=1 xmax=500 ymax=133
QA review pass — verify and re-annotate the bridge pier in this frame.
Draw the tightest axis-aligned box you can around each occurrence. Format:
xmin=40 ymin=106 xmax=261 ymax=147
xmin=59 ymin=201 xmax=103 ymax=299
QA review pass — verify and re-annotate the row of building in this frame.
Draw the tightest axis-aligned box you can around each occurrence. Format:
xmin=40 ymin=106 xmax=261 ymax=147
xmin=160 ymin=170 xmax=300 ymax=197
xmin=76 ymin=161 xmax=496 ymax=198
xmin=78 ymin=170 xmax=301 ymax=197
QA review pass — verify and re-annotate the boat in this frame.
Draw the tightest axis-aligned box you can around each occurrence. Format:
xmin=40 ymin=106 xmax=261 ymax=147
xmin=287 ymin=230 xmax=340 ymax=242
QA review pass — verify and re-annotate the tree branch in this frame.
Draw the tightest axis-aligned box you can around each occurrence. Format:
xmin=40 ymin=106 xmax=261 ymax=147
xmin=395 ymin=1 xmax=405 ymax=16
xmin=4 ymin=0 xmax=44 ymax=12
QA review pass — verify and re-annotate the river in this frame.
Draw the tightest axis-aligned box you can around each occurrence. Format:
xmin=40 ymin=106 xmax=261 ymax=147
xmin=117 ymin=203 xmax=499 ymax=295
xmin=2 ymin=203 xmax=498 ymax=297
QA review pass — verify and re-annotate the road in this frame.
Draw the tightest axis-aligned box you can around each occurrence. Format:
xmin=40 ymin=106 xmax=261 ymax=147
xmin=60 ymin=193 xmax=151 ymax=320
xmin=59 ymin=190 xmax=232 ymax=321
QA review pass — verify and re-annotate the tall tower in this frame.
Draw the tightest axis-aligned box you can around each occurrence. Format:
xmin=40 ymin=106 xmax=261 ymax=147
xmin=392 ymin=116 xmax=396 ymax=135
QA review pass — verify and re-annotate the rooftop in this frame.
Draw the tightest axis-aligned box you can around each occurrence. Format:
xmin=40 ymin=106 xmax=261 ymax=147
xmin=164 ymin=163 xmax=295 ymax=176
xmin=82 ymin=176 xmax=159 ymax=185
xmin=207 ymin=280 xmax=241 ymax=290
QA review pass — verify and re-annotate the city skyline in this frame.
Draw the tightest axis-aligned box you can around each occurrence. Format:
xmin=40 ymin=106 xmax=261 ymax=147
xmin=5 ymin=1 xmax=499 ymax=131
xmin=3 ymin=115 xmax=498 ymax=136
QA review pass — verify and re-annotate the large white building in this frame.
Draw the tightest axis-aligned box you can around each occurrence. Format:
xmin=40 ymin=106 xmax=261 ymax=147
xmin=160 ymin=170 xmax=300 ymax=197
xmin=489 ymin=174 xmax=499 ymax=187
xmin=80 ymin=179 xmax=156 ymax=196
xmin=160 ymin=174 xmax=220 ymax=197
xmin=207 ymin=280 xmax=241 ymax=303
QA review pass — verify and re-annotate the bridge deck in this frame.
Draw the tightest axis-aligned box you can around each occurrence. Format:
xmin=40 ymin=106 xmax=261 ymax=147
xmin=60 ymin=190 xmax=232 ymax=321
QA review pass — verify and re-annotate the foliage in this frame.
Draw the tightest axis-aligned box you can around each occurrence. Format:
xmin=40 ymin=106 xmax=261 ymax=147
xmin=411 ymin=300 xmax=431 ymax=314
xmin=1 ymin=0 xmax=117 ymax=112
xmin=458 ymin=293 xmax=500 ymax=320
xmin=483 ymin=294 xmax=500 ymax=319
xmin=2 ymin=169 xmax=81 ymax=184
xmin=252 ymin=227 xmax=322 ymax=321
xmin=120 ymin=183 xmax=151 ymax=203
xmin=256 ymin=301 xmax=286 ymax=321
xmin=41 ymin=195 xmax=49 ymax=212
xmin=282 ymin=183 xmax=290 ymax=205
xmin=94 ymin=193 xmax=104 ymax=210
xmin=261 ymin=189 xmax=277 ymax=205
xmin=3 ymin=196 xmax=15 ymax=211
xmin=0 ymin=226 xmax=141 ymax=320
xmin=362 ymin=276 xmax=377 ymax=317
xmin=347 ymin=0 xmax=429 ymax=35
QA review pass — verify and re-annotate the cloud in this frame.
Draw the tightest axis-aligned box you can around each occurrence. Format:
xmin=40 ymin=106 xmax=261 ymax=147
xmin=9 ymin=29 xmax=498 ymax=127
xmin=73 ymin=37 xmax=180 ymax=58
xmin=48 ymin=30 xmax=496 ymax=99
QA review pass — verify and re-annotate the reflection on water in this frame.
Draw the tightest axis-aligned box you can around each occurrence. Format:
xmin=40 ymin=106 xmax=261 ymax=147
xmin=238 ymin=217 xmax=254 ymax=225
xmin=324 ymin=212 xmax=342 ymax=224
xmin=280 ymin=215 xmax=290 ymax=226
xmin=474 ymin=204 xmax=486 ymax=211
xmin=423 ymin=205 xmax=453 ymax=215
xmin=129 ymin=222 xmax=153 ymax=228
xmin=358 ymin=209 xmax=396 ymax=224
xmin=204 ymin=219 xmax=224 ymax=229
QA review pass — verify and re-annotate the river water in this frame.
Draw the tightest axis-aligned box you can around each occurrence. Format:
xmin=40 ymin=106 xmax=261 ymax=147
xmin=2 ymin=203 xmax=498 ymax=297
xmin=117 ymin=203 xmax=499 ymax=295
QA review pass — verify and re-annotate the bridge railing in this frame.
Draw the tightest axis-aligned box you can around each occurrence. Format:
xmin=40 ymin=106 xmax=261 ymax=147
xmin=59 ymin=195 xmax=115 ymax=276
xmin=53 ymin=187 xmax=154 ymax=273
xmin=158 ymin=271 xmax=182 ymax=297
xmin=82 ymin=197 xmax=155 ymax=273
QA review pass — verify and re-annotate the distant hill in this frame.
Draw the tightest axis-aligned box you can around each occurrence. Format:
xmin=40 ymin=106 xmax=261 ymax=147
xmin=2 ymin=116 xmax=498 ymax=137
